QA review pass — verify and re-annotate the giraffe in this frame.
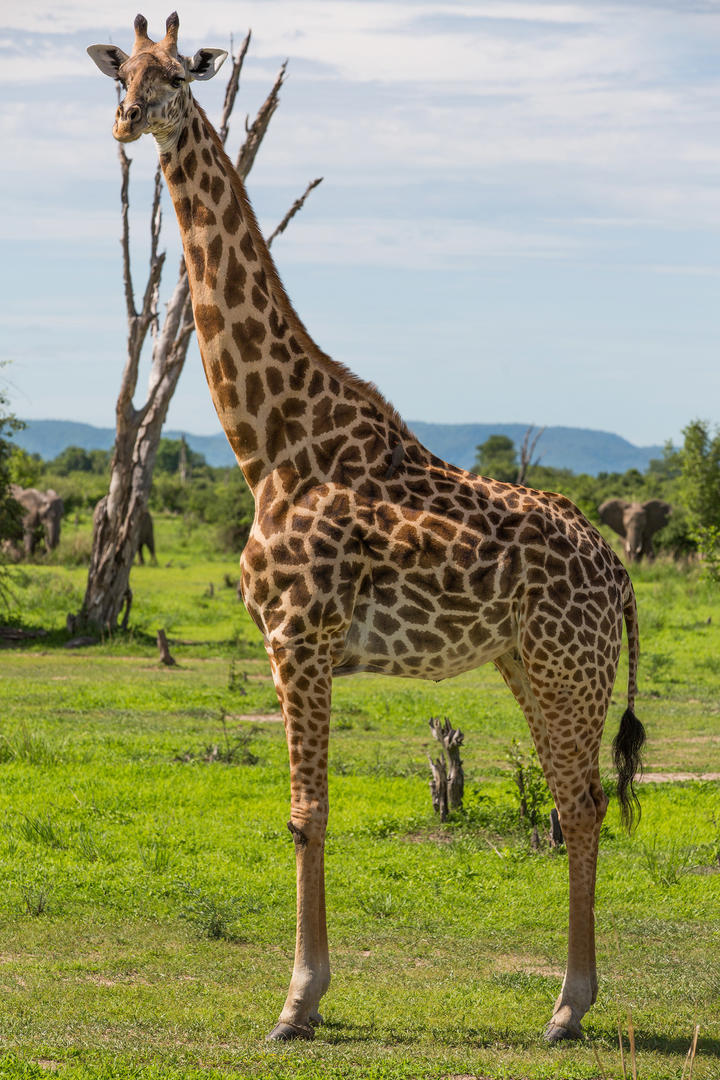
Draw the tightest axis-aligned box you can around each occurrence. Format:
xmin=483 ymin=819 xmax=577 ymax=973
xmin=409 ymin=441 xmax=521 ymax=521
xmin=88 ymin=14 xmax=645 ymax=1045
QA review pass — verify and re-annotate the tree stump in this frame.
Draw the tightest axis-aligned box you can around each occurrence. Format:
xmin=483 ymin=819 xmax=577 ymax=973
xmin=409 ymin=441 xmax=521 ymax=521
xmin=427 ymin=716 xmax=465 ymax=820
xmin=549 ymin=807 xmax=564 ymax=847
xmin=427 ymin=752 xmax=449 ymax=821
xmin=157 ymin=628 xmax=177 ymax=666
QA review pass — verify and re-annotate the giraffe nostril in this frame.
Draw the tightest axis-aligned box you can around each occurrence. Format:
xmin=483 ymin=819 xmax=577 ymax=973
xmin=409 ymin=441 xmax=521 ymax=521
xmin=125 ymin=104 xmax=142 ymax=123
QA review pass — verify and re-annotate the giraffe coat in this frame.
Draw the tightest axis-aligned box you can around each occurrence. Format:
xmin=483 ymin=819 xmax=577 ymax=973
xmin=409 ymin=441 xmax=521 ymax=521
xmin=88 ymin=15 xmax=644 ymax=1044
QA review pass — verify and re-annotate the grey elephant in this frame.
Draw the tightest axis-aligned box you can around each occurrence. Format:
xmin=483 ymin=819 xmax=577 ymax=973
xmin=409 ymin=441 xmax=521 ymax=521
xmin=598 ymin=498 xmax=672 ymax=562
xmin=10 ymin=485 xmax=64 ymax=557
xmin=137 ymin=509 xmax=157 ymax=565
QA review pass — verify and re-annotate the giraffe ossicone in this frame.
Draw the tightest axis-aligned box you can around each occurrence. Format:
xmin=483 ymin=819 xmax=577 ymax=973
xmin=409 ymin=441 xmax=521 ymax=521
xmin=88 ymin=13 xmax=645 ymax=1045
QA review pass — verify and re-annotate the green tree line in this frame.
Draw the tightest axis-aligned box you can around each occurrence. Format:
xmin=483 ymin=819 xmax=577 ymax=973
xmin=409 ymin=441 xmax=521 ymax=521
xmin=473 ymin=423 xmax=720 ymax=561
xmin=7 ymin=438 xmax=254 ymax=555
xmin=5 ymin=421 xmax=720 ymax=568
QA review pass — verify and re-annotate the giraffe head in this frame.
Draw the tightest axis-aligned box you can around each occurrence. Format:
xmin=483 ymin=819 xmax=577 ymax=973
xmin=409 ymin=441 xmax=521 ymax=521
xmin=87 ymin=12 xmax=227 ymax=146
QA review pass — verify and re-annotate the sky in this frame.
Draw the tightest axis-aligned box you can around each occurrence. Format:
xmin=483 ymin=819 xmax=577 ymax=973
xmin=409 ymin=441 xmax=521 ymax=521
xmin=2 ymin=0 xmax=720 ymax=449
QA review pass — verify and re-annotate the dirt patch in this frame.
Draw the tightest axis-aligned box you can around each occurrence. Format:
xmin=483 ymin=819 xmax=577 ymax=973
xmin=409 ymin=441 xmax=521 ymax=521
xmin=403 ymin=829 xmax=455 ymax=845
xmin=640 ymin=772 xmax=720 ymax=783
xmin=653 ymin=735 xmax=720 ymax=744
xmin=35 ymin=1062 xmax=61 ymax=1073
xmin=494 ymin=954 xmax=563 ymax=979
xmin=78 ymin=972 xmax=150 ymax=986
xmin=227 ymin=713 xmax=282 ymax=724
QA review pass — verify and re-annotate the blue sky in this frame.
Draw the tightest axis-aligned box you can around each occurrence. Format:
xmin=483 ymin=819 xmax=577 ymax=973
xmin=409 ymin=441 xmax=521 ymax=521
xmin=2 ymin=0 xmax=720 ymax=448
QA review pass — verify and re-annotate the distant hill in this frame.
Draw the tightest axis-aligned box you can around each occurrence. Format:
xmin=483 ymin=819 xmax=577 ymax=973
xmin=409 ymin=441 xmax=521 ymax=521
xmin=13 ymin=418 xmax=664 ymax=477
xmin=409 ymin=422 xmax=664 ymax=475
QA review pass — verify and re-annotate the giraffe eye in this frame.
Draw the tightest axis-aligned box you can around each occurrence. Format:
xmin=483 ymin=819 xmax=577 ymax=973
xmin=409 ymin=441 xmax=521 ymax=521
xmin=171 ymin=76 xmax=184 ymax=89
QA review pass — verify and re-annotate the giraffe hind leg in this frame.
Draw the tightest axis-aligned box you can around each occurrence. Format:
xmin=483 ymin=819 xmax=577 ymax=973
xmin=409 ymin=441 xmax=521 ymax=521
xmin=494 ymin=650 xmax=609 ymax=1042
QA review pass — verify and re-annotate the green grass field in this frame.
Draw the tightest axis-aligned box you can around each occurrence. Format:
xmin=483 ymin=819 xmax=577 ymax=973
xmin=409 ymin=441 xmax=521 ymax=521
xmin=0 ymin=517 xmax=718 ymax=1079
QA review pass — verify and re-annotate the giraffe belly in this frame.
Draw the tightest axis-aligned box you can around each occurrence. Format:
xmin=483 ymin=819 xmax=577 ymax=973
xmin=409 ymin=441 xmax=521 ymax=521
xmin=333 ymin=598 xmax=515 ymax=681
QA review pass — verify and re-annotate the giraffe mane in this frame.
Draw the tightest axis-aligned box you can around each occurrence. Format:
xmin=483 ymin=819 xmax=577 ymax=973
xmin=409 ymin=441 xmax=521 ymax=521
xmin=194 ymin=102 xmax=413 ymax=442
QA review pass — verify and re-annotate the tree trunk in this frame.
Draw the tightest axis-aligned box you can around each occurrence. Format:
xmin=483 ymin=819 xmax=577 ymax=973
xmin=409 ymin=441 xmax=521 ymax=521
xmin=71 ymin=33 xmax=321 ymax=633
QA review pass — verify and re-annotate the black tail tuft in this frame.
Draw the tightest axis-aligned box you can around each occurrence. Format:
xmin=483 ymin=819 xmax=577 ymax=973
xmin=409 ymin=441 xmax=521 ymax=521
xmin=612 ymin=707 xmax=646 ymax=832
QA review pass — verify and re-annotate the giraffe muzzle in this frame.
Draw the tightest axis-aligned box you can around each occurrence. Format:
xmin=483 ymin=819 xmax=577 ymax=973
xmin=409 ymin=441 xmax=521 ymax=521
xmin=113 ymin=100 xmax=146 ymax=143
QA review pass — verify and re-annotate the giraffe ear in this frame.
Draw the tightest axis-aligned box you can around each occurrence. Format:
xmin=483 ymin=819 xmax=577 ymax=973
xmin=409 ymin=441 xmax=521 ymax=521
xmin=87 ymin=44 xmax=129 ymax=79
xmin=187 ymin=48 xmax=228 ymax=81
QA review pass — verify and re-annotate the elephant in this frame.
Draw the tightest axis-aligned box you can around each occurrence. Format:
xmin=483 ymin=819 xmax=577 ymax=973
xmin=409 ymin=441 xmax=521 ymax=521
xmin=92 ymin=499 xmax=157 ymax=566
xmin=137 ymin=509 xmax=157 ymax=566
xmin=10 ymin=485 xmax=64 ymax=557
xmin=598 ymin=498 xmax=672 ymax=562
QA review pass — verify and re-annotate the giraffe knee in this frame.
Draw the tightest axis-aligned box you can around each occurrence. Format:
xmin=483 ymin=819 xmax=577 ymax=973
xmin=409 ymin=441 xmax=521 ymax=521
xmin=288 ymin=804 xmax=327 ymax=844
xmin=558 ymin=783 xmax=607 ymax=835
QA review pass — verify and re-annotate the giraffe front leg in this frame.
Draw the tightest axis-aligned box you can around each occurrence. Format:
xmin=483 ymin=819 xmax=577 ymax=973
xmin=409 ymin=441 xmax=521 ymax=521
xmin=266 ymin=646 xmax=331 ymax=1043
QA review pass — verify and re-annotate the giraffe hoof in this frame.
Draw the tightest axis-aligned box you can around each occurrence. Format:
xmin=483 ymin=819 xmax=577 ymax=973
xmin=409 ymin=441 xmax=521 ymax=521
xmin=543 ymin=1019 xmax=583 ymax=1044
xmin=266 ymin=1021 xmax=315 ymax=1042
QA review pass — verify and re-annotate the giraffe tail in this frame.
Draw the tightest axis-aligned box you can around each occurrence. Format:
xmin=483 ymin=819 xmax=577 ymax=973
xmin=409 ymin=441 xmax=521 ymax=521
xmin=612 ymin=580 xmax=645 ymax=832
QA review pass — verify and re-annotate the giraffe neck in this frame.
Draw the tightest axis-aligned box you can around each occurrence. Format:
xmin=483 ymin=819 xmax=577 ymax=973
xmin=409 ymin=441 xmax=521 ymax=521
xmin=158 ymin=97 xmax=407 ymax=493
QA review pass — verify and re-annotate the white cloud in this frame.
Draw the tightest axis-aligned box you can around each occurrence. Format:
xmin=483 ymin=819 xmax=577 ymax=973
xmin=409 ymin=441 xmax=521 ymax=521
xmin=274 ymin=216 xmax=578 ymax=269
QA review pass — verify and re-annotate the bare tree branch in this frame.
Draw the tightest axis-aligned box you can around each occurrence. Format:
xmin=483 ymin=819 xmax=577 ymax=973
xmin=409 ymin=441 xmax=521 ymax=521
xmin=118 ymin=144 xmax=136 ymax=323
xmin=517 ymin=425 xmax=546 ymax=486
xmin=236 ymin=61 xmax=286 ymax=180
xmin=218 ymin=30 xmax=251 ymax=146
xmin=267 ymin=177 xmax=323 ymax=249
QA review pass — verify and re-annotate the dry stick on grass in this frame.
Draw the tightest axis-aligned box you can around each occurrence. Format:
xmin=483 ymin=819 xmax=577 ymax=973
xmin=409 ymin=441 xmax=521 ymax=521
xmin=627 ymin=1011 xmax=638 ymax=1080
xmin=591 ymin=1042 xmax=608 ymax=1080
xmin=682 ymin=1023 xmax=700 ymax=1080
xmin=157 ymin=629 xmax=176 ymax=666
xmin=618 ymin=1018 xmax=627 ymax=1080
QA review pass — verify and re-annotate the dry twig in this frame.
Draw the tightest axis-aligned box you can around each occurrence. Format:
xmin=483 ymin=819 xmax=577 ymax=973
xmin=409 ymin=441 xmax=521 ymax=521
xmin=267 ymin=177 xmax=323 ymax=248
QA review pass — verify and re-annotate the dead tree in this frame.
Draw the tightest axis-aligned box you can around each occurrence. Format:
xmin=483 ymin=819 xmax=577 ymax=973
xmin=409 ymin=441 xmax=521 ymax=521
xmin=516 ymin=425 xmax=546 ymax=486
xmin=71 ymin=32 xmax=322 ymax=633
xmin=427 ymin=716 xmax=465 ymax=821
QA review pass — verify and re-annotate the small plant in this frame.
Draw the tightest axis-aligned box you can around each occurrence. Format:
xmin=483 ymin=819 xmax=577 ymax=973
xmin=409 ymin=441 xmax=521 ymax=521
xmin=179 ymin=884 xmax=248 ymax=941
xmin=2 ymin=822 xmax=17 ymax=855
xmin=0 ymin=723 xmax=66 ymax=766
xmin=21 ymin=881 xmax=51 ymax=917
xmin=75 ymin=825 xmax=102 ymax=862
xmin=138 ymin=835 xmax=175 ymax=873
xmin=507 ymin=740 xmax=553 ymax=850
xmin=175 ymin=714 xmax=259 ymax=766
xmin=227 ymin=658 xmax=248 ymax=695
xmin=640 ymin=837 xmax=699 ymax=887
xmin=358 ymin=891 xmax=399 ymax=919
xmin=644 ymin=651 xmax=673 ymax=683
xmin=18 ymin=813 xmax=66 ymax=849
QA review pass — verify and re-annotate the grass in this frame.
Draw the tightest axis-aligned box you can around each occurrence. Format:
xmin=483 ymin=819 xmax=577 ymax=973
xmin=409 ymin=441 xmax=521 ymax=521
xmin=0 ymin=521 xmax=718 ymax=1077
